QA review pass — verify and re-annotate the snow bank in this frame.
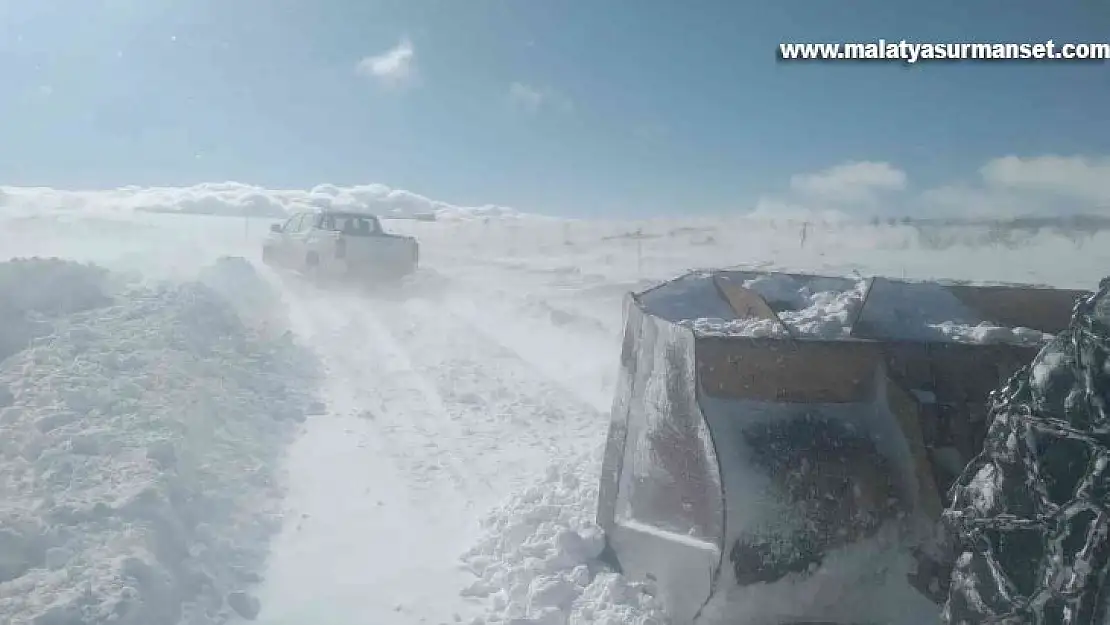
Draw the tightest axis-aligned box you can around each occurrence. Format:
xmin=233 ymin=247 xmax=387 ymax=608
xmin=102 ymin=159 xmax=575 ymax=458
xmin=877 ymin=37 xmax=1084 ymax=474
xmin=0 ymin=182 xmax=523 ymax=221
xmin=0 ymin=258 xmax=317 ymax=625
xmin=461 ymin=450 xmax=669 ymax=625
xmin=0 ymin=258 xmax=117 ymax=362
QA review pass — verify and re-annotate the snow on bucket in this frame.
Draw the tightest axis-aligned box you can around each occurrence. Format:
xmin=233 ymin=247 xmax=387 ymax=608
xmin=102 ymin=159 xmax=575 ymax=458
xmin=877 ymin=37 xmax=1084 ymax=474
xmin=595 ymin=269 xmax=1089 ymax=624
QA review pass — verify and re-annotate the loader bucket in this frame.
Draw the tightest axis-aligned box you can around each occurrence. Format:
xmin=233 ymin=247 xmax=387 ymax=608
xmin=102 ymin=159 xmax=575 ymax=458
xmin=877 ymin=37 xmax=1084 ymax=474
xmin=596 ymin=270 xmax=1089 ymax=624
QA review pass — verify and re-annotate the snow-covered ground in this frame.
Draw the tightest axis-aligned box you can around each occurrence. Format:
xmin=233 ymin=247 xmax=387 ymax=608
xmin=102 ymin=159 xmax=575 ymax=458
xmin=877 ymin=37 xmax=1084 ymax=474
xmin=0 ymin=256 xmax=317 ymax=625
xmin=1 ymin=201 xmax=1107 ymax=625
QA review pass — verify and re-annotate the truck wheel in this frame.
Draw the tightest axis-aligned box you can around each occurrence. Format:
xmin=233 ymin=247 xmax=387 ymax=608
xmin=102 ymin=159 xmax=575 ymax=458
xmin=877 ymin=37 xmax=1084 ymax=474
xmin=303 ymin=252 xmax=322 ymax=281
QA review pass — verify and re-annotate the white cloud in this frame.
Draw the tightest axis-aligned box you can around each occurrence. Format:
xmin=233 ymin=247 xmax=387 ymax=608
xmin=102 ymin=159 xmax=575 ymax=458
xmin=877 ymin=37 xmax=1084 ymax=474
xmin=508 ymin=83 xmax=543 ymax=113
xmin=980 ymin=155 xmax=1110 ymax=204
xmin=4 ymin=155 xmax=1106 ymax=226
xmin=356 ymin=37 xmax=416 ymax=88
xmin=508 ymin=82 xmax=573 ymax=114
xmin=0 ymin=182 xmax=520 ymax=222
xmin=756 ymin=155 xmax=1110 ymax=220
xmin=789 ymin=161 xmax=907 ymax=204
xmin=908 ymin=155 xmax=1110 ymax=218
xmin=750 ymin=161 xmax=906 ymax=220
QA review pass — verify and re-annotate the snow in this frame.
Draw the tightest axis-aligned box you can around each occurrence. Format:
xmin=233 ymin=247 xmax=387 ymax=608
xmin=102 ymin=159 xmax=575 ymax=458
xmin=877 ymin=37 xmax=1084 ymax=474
xmin=929 ymin=320 xmax=1050 ymax=345
xmin=679 ymin=317 xmax=790 ymax=339
xmin=965 ymin=464 xmax=1000 ymax=514
xmin=668 ymin=273 xmax=867 ymax=339
xmin=245 ymin=279 xmax=610 ymax=624
xmin=1031 ymin=348 xmax=1072 ymax=390
xmin=0 ymin=194 xmax=1106 ymax=625
xmin=743 ymin=274 xmax=866 ymax=338
xmin=461 ymin=450 xmax=668 ymax=625
xmin=0 ymin=258 xmax=317 ymax=625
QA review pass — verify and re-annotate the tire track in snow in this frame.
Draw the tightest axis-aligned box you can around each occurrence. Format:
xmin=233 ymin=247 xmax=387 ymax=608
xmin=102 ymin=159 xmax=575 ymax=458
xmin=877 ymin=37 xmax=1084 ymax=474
xmin=367 ymin=291 xmax=609 ymax=499
xmin=341 ymin=301 xmax=496 ymax=503
xmin=257 ymin=280 xmax=487 ymax=625
xmin=283 ymin=284 xmax=491 ymax=505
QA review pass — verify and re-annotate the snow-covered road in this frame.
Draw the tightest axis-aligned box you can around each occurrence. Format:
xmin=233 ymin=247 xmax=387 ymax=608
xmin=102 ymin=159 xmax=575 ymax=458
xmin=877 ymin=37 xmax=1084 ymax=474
xmin=249 ymin=270 xmax=619 ymax=624
xmin=252 ymin=284 xmax=477 ymax=624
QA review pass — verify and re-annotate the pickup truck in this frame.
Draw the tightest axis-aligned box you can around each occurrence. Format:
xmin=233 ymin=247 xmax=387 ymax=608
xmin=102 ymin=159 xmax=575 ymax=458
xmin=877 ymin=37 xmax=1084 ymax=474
xmin=262 ymin=209 xmax=419 ymax=282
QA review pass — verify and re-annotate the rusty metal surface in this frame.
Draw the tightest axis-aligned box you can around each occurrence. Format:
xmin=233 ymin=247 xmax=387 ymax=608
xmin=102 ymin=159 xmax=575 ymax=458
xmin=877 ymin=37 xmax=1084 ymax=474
xmin=696 ymin=337 xmax=881 ymax=403
xmin=711 ymin=275 xmax=791 ymax=336
xmin=945 ymin=283 xmax=1089 ymax=335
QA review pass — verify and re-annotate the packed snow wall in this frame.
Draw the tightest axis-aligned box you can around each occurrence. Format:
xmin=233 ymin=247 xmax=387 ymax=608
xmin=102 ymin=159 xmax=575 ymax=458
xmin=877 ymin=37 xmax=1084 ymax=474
xmin=0 ymin=256 xmax=320 ymax=625
xmin=596 ymin=269 xmax=1088 ymax=624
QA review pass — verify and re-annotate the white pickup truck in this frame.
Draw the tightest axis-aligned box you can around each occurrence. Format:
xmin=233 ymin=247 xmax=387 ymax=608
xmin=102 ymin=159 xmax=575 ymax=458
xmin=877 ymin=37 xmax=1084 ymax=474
xmin=262 ymin=209 xmax=419 ymax=282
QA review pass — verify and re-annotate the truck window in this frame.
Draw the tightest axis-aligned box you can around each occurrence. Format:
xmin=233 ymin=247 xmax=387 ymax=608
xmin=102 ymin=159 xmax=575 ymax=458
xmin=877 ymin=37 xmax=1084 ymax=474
xmin=288 ymin=213 xmax=308 ymax=233
xmin=318 ymin=214 xmax=380 ymax=236
xmin=281 ymin=214 xmax=301 ymax=232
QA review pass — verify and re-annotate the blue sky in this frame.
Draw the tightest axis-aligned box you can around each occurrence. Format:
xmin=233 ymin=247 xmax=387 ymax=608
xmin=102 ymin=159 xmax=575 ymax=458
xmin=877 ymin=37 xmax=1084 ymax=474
xmin=1 ymin=0 xmax=1108 ymax=217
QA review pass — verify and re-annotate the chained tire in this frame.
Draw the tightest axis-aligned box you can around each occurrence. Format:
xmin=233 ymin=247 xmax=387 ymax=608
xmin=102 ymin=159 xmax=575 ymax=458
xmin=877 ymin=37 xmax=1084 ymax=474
xmin=942 ymin=281 xmax=1110 ymax=623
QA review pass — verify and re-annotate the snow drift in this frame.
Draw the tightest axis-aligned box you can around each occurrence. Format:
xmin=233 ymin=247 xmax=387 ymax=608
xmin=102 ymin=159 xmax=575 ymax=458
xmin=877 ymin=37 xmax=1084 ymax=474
xmin=0 ymin=257 xmax=317 ymax=625
xmin=0 ymin=259 xmax=115 ymax=363
xmin=461 ymin=448 xmax=669 ymax=625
